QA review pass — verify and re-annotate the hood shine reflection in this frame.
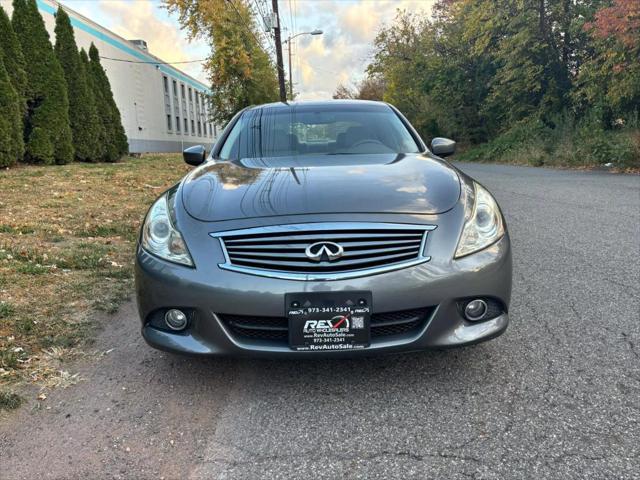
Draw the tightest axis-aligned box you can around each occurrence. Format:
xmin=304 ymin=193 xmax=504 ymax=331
xmin=181 ymin=153 xmax=460 ymax=222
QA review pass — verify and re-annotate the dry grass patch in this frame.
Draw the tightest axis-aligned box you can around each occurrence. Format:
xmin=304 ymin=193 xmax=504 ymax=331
xmin=0 ymin=154 xmax=189 ymax=397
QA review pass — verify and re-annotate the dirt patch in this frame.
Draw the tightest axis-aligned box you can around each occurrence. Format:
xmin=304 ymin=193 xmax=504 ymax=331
xmin=0 ymin=301 xmax=237 ymax=479
xmin=0 ymin=155 xmax=189 ymax=396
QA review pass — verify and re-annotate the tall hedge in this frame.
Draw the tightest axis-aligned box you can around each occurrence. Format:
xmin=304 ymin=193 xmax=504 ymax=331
xmin=54 ymin=7 xmax=101 ymax=162
xmin=79 ymin=48 xmax=107 ymax=160
xmin=88 ymin=43 xmax=128 ymax=161
xmin=12 ymin=0 xmax=73 ymax=164
xmin=0 ymin=54 xmax=23 ymax=167
xmin=0 ymin=6 xmax=26 ymax=108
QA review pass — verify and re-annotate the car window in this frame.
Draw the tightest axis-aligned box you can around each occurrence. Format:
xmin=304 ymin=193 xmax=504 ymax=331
xmin=218 ymin=104 xmax=421 ymax=159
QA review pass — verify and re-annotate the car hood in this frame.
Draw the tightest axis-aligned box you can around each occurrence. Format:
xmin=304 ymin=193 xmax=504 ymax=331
xmin=181 ymin=153 xmax=460 ymax=222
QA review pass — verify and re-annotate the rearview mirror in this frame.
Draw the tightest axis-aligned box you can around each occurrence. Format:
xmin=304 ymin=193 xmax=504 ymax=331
xmin=431 ymin=137 xmax=456 ymax=158
xmin=183 ymin=145 xmax=206 ymax=166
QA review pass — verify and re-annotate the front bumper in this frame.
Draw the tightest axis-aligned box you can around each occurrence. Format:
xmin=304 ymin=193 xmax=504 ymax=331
xmin=135 ymin=233 xmax=512 ymax=357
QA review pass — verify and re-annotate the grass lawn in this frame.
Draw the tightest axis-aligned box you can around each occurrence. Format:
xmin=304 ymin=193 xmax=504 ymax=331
xmin=0 ymin=154 xmax=189 ymax=407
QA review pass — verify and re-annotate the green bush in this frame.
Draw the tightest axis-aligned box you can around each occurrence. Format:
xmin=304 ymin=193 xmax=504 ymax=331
xmin=459 ymin=115 xmax=639 ymax=169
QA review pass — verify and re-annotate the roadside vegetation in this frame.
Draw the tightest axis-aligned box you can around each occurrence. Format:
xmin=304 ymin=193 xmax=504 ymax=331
xmin=335 ymin=0 xmax=639 ymax=170
xmin=0 ymin=155 xmax=188 ymax=403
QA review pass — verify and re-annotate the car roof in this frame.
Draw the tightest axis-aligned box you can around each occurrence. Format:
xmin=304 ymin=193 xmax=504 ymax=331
xmin=245 ymin=99 xmax=390 ymax=111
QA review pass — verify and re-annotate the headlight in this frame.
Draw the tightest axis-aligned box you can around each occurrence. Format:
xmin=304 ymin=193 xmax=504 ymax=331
xmin=141 ymin=190 xmax=194 ymax=266
xmin=455 ymin=181 xmax=505 ymax=258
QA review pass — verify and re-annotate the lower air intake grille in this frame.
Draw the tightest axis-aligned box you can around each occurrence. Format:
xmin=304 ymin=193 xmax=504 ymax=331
xmin=211 ymin=223 xmax=436 ymax=280
xmin=218 ymin=307 xmax=434 ymax=344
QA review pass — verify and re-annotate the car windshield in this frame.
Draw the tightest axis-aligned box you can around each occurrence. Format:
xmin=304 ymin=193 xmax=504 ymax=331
xmin=218 ymin=103 xmax=421 ymax=160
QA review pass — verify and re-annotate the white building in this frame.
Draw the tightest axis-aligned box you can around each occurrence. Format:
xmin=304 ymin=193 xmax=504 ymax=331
xmin=1 ymin=0 xmax=218 ymax=153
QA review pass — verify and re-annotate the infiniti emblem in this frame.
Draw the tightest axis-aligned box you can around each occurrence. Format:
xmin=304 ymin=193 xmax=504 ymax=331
xmin=305 ymin=241 xmax=344 ymax=262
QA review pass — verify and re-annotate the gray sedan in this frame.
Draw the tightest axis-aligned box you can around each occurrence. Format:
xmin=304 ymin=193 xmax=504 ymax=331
xmin=135 ymin=100 xmax=512 ymax=356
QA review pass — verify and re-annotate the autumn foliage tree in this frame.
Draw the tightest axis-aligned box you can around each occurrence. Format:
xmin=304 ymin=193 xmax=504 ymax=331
xmin=363 ymin=0 xmax=639 ymax=167
xmin=576 ymin=0 xmax=640 ymax=120
xmin=164 ymin=0 xmax=279 ymax=123
xmin=333 ymin=76 xmax=385 ymax=101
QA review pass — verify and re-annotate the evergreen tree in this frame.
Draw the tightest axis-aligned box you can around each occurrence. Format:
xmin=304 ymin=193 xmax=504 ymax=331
xmin=0 ymin=53 xmax=23 ymax=167
xmin=0 ymin=5 xmax=26 ymax=108
xmin=54 ymin=7 xmax=101 ymax=162
xmin=12 ymin=0 xmax=73 ymax=164
xmin=79 ymin=48 xmax=106 ymax=161
xmin=88 ymin=43 xmax=128 ymax=161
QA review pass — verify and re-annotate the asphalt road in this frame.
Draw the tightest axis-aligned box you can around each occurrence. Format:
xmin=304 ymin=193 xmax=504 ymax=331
xmin=1 ymin=163 xmax=639 ymax=479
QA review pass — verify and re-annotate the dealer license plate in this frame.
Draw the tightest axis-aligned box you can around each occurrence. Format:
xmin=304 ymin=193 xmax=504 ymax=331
xmin=286 ymin=291 xmax=371 ymax=351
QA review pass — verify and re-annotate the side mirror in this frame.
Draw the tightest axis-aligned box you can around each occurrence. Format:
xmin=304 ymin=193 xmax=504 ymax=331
xmin=183 ymin=145 xmax=206 ymax=166
xmin=431 ymin=137 xmax=456 ymax=158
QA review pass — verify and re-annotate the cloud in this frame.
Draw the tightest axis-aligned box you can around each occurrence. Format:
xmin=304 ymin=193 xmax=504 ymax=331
xmin=61 ymin=0 xmax=208 ymax=84
xmin=60 ymin=0 xmax=436 ymax=99
xmin=289 ymin=0 xmax=436 ymax=100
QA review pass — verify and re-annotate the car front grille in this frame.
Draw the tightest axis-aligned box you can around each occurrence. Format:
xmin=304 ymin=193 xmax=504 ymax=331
xmin=218 ymin=307 xmax=434 ymax=344
xmin=210 ymin=223 xmax=436 ymax=281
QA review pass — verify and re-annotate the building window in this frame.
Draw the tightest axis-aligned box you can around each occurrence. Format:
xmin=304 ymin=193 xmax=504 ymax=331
xmin=214 ymin=124 xmax=217 ymax=137
xmin=166 ymin=114 xmax=172 ymax=132
xmin=197 ymin=121 xmax=201 ymax=136
xmin=180 ymin=83 xmax=187 ymax=117
xmin=209 ymin=123 xmax=213 ymax=137
xmin=184 ymin=118 xmax=188 ymax=133
xmin=191 ymin=119 xmax=195 ymax=135
xmin=188 ymin=88 xmax=193 ymax=101
xmin=172 ymin=80 xmax=179 ymax=114
xmin=176 ymin=116 xmax=180 ymax=132
xmin=163 ymin=75 xmax=171 ymax=113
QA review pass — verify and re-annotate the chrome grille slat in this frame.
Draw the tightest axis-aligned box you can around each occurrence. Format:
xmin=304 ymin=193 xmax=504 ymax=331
xmin=225 ymin=239 xmax=422 ymax=252
xmin=210 ymin=222 xmax=436 ymax=281
xmin=231 ymin=251 xmax=419 ymax=270
xmin=227 ymin=244 xmax=422 ymax=260
xmin=223 ymin=233 xmax=424 ymax=245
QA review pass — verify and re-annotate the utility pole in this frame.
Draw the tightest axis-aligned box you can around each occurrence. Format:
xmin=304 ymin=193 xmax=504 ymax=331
xmin=271 ymin=0 xmax=287 ymax=102
xmin=288 ymin=40 xmax=293 ymax=100
xmin=283 ymin=30 xmax=322 ymax=101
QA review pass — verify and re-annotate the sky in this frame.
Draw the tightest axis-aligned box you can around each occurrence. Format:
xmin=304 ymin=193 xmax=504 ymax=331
xmin=61 ymin=0 xmax=436 ymax=100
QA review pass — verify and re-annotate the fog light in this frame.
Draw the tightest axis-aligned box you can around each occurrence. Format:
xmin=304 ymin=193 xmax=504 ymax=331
xmin=464 ymin=299 xmax=488 ymax=321
xmin=165 ymin=309 xmax=188 ymax=331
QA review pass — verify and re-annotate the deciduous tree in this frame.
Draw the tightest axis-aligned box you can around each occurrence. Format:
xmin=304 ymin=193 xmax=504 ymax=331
xmin=164 ymin=0 xmax=279 ymax=123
